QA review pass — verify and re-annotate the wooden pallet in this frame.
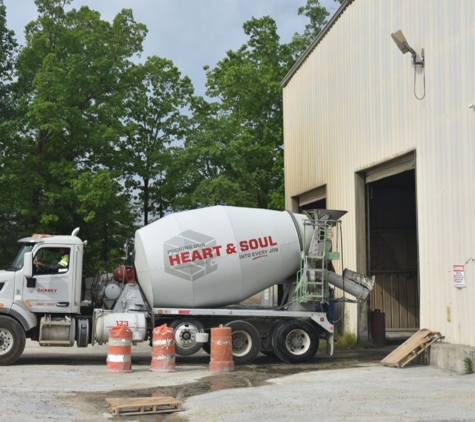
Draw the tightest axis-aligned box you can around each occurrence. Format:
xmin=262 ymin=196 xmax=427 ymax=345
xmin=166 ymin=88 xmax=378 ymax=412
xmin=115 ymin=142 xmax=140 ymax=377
xmin=106 ymin=397 xmax=183 ymax=416
xmin=381 ymin=329 xmax=443 ymax=368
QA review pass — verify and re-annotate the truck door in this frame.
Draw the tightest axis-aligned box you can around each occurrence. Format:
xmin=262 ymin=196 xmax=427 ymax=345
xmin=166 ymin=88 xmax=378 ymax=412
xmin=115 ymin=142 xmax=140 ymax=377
xmin=23 ymin=246 xmax=74 ymax=313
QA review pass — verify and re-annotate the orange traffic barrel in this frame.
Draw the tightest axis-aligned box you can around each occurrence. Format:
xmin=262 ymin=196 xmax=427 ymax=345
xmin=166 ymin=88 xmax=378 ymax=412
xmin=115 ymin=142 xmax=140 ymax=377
xmin=106 ymin=325 xmax=133 ymax=373
xmin=150 ymin=324 xmax=176 ymax=372
xmin=209 ymin=324 xmax=234 ymax=372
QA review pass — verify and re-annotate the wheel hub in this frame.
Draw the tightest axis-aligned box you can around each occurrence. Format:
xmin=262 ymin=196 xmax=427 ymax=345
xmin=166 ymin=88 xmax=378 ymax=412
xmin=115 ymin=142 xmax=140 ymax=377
xmin=233 ymin=336 xmax=246 ymax=350
xmin=0 ymin=330 xmax=12 ymax=354
xmin=290 ymin=334 xmax=304 ymax=348
xmin=181 ymin=331 xmax=192 ymax=341
xmin=176 ymin=326 xmax=196 ymax=347
xmin=171 ymin=319 xmax=204 ymax=356
xmin=286 ymin=329 xmax=309 ymax=354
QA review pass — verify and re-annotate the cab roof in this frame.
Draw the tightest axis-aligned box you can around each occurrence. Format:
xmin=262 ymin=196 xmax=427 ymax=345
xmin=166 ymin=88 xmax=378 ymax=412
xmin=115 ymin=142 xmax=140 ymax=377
xmin=18 ymin=234 xmax=83 ymax=245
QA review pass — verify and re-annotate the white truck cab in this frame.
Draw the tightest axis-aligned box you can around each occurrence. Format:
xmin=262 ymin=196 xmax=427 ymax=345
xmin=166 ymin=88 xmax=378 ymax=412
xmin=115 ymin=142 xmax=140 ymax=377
xmin=20 ymin=234 xmax=84 ymax=314
xmin=0 ymin=230 xmax=85 ymax=365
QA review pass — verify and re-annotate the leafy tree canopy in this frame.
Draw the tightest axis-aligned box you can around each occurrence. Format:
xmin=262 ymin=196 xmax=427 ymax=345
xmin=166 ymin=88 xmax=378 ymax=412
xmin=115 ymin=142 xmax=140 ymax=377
xmin=0 ymin=0 xmax=338 ymax=271
xmin=121 ymin=55 xmax=194 ymax=224
xmin=179 ymin=16 xmax=295 ymax=210
xmin=1 ymin=0 xmax=147 ymax=270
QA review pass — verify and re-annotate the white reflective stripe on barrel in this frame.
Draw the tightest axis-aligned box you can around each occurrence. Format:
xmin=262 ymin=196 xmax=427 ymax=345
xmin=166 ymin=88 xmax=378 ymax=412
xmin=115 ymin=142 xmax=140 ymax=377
xmin=108 ymin=338 xmax=132 ymax=346
xmin=152 ymin=339 xmax=173 ymax=347
xmin=151 ymin=354 xmax=176 ymax=361
xmin=107 ymin=354 xmax=132 ymax=363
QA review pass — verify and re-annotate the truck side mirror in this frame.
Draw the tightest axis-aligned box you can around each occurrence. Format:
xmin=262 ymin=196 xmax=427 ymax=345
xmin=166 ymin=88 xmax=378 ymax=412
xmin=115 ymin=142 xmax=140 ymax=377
xmin=23 ymin=252 xmax=33 ymax=278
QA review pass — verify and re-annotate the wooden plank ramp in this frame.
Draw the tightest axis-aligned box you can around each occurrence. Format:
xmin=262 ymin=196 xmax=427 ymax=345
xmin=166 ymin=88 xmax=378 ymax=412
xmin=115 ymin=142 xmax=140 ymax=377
xmin=106 ymin=396 xmax=183 ymax=416
xmin=381 ymin=329 xmax=443 ymax=368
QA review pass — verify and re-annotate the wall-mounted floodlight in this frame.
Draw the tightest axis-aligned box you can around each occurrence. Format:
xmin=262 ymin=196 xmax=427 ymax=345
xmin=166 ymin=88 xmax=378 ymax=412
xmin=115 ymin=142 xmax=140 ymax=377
xmin=391 ymin=30 xmax=424 ymax=68
xmin=391 ymin=30 xmax=425 ymax=100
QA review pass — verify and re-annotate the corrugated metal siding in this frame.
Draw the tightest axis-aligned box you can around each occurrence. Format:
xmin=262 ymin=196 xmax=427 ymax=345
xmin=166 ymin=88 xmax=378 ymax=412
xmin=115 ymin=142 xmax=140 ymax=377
xmin=283 ymin=0 xmax=475 ymax=346
xmin=371 ymin=271 xmax=419 ymax=329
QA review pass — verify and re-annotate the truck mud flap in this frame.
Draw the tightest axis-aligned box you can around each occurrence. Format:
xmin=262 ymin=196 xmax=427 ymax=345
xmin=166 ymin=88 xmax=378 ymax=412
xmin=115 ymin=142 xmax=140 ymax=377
xmin=326 ymin=331 xmax=334 ymax=356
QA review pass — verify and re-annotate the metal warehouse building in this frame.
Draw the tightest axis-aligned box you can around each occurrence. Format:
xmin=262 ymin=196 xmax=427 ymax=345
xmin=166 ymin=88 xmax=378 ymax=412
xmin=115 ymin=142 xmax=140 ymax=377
xmin=282 ymin=0 xmax=475 ymax=370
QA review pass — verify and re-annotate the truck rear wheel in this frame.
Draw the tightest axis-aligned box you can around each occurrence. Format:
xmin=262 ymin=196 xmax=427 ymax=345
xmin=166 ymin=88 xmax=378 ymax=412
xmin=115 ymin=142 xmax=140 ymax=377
xmin=271 ymin=320 xmax=319 ymax=364
xmin=170 ymin=318 xmax=204 ymax=356
xmin=0 ymin=316 xmax=26 ymax=366
xmin=225 ymin=320 xmax=260 ymax=365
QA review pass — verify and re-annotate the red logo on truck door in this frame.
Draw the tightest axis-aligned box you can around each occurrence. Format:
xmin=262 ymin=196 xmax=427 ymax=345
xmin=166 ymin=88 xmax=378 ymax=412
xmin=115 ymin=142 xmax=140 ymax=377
xmin=37 ymin=288 xmax=58 ymax=294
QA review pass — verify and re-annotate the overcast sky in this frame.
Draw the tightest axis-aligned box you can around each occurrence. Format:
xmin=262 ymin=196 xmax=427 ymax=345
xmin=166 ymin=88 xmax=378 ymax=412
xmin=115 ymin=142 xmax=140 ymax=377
xmin=3 ymin=0 xmax=340 ymax=96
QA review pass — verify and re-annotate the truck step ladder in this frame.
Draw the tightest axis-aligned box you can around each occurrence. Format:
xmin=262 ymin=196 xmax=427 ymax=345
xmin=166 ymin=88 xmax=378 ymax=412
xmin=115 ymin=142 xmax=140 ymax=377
xmin=296 ymin=210 xmax=345 ymax=304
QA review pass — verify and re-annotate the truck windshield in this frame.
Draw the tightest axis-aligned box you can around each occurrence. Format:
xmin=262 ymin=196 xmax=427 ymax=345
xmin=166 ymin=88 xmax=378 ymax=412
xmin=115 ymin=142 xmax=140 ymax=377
xmin=8 ymin=244 xmax=34 ymax=271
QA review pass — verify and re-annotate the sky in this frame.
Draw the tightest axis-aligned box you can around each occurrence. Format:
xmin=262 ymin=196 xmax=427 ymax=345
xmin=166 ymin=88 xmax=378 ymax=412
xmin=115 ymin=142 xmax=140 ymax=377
xmin=3 ymin=0 xmax=341 ymax=96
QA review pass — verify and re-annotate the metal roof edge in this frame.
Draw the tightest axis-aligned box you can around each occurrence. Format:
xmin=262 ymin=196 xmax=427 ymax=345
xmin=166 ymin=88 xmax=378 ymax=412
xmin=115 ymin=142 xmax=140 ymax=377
xmin=281 ymin=0 xmax=355 ymax=88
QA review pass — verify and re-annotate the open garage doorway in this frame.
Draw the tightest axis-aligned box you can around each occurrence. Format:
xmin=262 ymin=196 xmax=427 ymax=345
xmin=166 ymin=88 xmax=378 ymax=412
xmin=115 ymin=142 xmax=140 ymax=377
xmin=293 ymin=185 xmax=327 ymax=213
xmin=365 ymin=157 xmax=419 ymax=334
xmin=300 ymin=198 xmax=326 ymax=211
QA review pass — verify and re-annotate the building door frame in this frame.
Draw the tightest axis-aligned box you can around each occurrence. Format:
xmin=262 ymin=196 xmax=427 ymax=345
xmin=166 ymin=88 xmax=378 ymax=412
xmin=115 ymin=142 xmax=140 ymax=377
xmin=355 ymin=151 xmax=418 ymax=340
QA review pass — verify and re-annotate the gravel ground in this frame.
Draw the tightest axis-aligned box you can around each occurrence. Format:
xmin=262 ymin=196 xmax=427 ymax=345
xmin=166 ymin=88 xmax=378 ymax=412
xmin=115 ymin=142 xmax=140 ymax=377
xmin=2 ymin=340 xmax=474 ymax=422
xmin=178 ymin=365 xmax=475 ymax=422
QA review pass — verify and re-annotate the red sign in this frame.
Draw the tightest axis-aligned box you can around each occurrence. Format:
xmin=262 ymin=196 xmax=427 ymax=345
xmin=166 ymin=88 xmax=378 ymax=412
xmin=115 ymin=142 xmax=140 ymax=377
xmin=168 ymin=235 xmax=278 ymax=267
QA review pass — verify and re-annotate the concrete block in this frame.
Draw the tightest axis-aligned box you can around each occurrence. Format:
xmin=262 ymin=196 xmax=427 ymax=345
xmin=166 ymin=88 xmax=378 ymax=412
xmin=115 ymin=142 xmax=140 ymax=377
xmin=430 ymin=342 xmax=475 ymax=374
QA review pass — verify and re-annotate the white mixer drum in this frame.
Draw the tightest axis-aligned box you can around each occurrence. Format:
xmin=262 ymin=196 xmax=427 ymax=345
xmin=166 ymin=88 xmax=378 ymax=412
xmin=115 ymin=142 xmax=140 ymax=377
xmin=134 ymin=206 xmax=310 ymax=307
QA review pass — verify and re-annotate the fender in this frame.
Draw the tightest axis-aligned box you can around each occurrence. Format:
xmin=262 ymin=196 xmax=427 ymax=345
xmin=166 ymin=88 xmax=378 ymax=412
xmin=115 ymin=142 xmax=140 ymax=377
xmin=0 ymin=301 xmax=38 ymax=331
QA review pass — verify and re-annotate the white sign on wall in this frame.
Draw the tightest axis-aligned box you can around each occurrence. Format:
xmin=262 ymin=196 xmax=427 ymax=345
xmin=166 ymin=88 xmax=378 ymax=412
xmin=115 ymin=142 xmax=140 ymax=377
xmin=453 ymin=264 xmax=466 ymax=288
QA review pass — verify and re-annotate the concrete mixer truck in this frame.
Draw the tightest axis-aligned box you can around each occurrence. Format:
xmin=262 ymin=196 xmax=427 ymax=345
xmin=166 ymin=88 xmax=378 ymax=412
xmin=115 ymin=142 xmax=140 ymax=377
xmin=0 ymin=206 xmax=374 ymax=366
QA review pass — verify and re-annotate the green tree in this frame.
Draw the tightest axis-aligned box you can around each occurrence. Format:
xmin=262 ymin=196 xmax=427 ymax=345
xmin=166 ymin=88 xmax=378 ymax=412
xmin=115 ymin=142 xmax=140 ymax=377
xmin=290 ymin=0 xmax=331 ymax=57
xmin=186 ymin=2 xmax=340 ymax=211
xmin=170 ymin=98 xmax=241 ymax=209
xmin=0 ymin=0 xmax=16 ymax=120
xmin=0 ymin=0 xmax=341 ymax=272
xmin=121 ymin=56 xmax=194 ymax=224
xmin=0 ymin=0 xmax=21 ymax=267
xmin=195 ymin=16 xmax=295 ymax=210
xmin=10 ymin=0 xmax=147 ymax=272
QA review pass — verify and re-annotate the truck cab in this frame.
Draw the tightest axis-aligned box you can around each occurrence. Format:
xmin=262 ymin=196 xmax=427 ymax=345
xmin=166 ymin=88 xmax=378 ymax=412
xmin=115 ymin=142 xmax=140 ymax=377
xmin=0 ymin=230 xmax=85 ymax=365
xmin=21 ymin=235 xmax=84 ymax=314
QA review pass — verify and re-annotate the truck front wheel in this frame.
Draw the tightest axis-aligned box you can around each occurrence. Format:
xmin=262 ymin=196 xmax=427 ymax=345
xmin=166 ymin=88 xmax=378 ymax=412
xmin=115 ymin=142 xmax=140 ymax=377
xmin=271 ymin=320 xmax=319 ymax=364
xmin=0 ymin=316 xmax=26 ymax=366
xmin=170 ymin=318 xmax=204 ymax=356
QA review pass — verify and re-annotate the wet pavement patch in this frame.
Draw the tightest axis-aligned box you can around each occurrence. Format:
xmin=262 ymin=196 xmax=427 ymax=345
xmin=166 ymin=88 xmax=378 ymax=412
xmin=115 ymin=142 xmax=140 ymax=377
xmin=62 ymin=347 xmax=392 ymax=421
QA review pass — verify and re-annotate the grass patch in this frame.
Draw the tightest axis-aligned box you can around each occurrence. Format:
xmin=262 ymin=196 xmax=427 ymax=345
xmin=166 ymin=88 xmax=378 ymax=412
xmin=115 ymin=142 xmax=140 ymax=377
xmin=320 ymin=331 xmax=379 ymax=351
xmin=335 ymin=331 xmax=358 ymax=349
xmin=464 ymin=357 xmax=473 ymax=375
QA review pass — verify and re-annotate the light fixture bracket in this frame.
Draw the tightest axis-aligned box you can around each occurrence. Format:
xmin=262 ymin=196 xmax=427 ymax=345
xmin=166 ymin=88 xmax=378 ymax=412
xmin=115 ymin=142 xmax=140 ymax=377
xmin=412 ymin=48 xmax=425 ymax=68
xmin=391 ymin=30 xmax=424 ymax=68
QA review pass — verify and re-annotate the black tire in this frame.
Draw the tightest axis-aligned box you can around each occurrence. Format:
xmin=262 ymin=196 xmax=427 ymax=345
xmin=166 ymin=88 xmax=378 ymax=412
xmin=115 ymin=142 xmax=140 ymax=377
xmin=0 ymin=316 xmax=26 ymax=366
xmin=271 ymin=319 xmax=319 ymax=364
xmin=76 ymin=318 xmax=90 ymax=348
xmin=225 ymin=320 xmax=260 ymax=365
xmin=170 ymin=318 xmax=204 ymax=356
